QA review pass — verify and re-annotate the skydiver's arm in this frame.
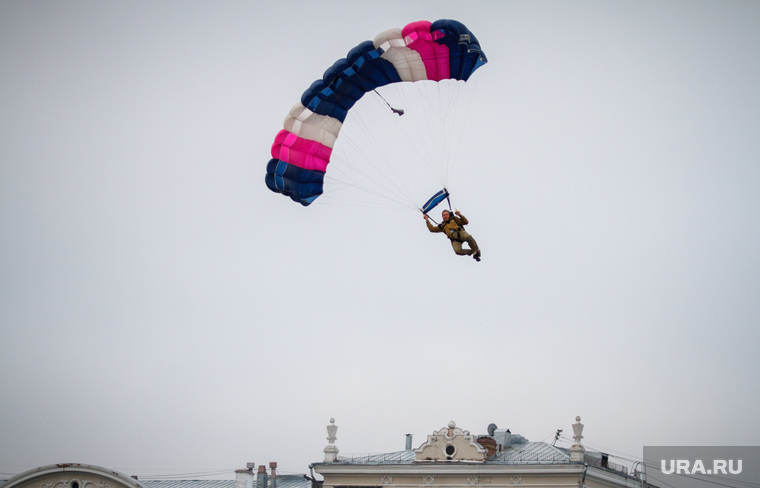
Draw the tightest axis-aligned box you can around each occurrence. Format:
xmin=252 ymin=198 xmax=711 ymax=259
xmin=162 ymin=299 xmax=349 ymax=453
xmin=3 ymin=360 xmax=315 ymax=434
xmin=453 ymin=210 xmax=468 ymax=225
xmin=424 ymin=215 xmax=442 ymax=232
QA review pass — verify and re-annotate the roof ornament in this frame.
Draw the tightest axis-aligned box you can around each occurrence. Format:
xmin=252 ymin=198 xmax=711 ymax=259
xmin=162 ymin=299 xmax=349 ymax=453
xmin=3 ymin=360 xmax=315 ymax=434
xmin=570 ymin=416 xmax=585 ymax=462
xmin=415 ymin=421 xmax=487 ymax=462
xmin=324 ymin=418 xmax=339 ymax=462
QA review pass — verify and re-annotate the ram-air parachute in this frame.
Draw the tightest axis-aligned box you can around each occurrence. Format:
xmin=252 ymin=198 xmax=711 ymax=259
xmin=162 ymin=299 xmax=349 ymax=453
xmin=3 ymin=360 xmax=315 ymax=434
xmin=265 ymin=19 xmax=486 ymax=208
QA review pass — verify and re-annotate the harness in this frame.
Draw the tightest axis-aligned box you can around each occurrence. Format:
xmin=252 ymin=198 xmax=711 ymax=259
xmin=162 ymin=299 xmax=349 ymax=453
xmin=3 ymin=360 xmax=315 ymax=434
xmin=439 ymin=219 xmax=465 ymax=241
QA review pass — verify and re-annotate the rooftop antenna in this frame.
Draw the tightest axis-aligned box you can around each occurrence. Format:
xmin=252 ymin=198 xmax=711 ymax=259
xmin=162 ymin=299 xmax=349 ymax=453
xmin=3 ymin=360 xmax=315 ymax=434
xmin=552 ymin=429 xmax=563 ymax=446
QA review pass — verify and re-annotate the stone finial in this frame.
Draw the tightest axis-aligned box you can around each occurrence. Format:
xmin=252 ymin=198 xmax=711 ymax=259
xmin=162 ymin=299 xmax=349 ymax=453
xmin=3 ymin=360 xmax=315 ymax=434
xmin=327 ymin=418 xmax=338 ymax=443
xmin=572 ymin=416 xmax=583 ymax=445
xmin=324 ymin=418 xmax=339 ymax=462
xmin=569 ymin=416 xmax=585 ymax=462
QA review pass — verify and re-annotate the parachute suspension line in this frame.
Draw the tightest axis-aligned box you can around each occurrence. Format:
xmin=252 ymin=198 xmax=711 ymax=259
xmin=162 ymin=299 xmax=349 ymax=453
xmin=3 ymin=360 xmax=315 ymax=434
xmin=347 ymin=86 xmax=447 ymax=201
xmin=328 ymin=137 xmax=414 ymax=209
xmin=419 ymin=77 xmax=479 ymax=188
xmin=440 ymin=81 xmax=463 ymax=184
xmin=439 ymin=80 xmax=470 ymax=186
xmin=330 ymin=116 xmax=419 ymax=209
xmin=338 ymin=74 xmax=426 ymax=208
xmin=320 ymin=176 xmax=414 ymax=210
xmin=433 ymin=80 xmax=468 ymax=186
xmin=373 ymin=89 xmax=405 ymax=116
xmin=318 ymin=175 xmax=425 ymax=211
xmin=389 ymin=82 xmax=447 ymax=189
xmin=437 ymin=88 xmax=452 ymax=185
xmin=352 ymin=76 xmax=481 ymax=212
xmin=383 ymin=85 xmax=437 ymax=169
xmin=332 ymin=75 xmax=424 ymax=207
xmin=313 ymin=70 xmax=481 ymax=212
xmin=326 ymin=93 xmax=424 ymax=210
xmin=414 ymin=81 xmax=445 ymax=184
xmin=353 ymin=103 xmax=425 ymax=207
xmin=323 ymin=73 xmax=419 ymax=208
xmin=317 ymin=72 xmax=431 ymax=210
xmin=377 ymin=85 xmax=442 ymax=185
xmin=414 ymin=80 xmax=458 ymax=188
xmin=449 ymin=73 xmax=481 ymax=178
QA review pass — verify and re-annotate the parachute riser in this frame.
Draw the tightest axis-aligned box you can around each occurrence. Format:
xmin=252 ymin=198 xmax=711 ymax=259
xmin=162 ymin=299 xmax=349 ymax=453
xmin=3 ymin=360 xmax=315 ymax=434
xmin=420 ymin=187 xmax=453 ymax=225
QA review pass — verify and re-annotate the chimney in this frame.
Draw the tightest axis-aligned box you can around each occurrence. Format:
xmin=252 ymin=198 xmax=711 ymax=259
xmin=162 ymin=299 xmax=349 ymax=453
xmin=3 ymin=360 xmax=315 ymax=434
xmin=256 ymin=465 xmax=268 ymax=488
xmin=493 ymin=428 xmax=511 ymax=449
xmin=269 ymin=462 xmax=277 ymax=488
xmin=405 ymin=434 xmax=413 ymax=451
xmin=235 ymin=465 xmax=255 ymax=488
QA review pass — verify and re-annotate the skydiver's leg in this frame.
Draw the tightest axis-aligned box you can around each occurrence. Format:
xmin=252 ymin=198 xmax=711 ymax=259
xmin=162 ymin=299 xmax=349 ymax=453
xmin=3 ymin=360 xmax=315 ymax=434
xmin=451 ymin=239 xmax=473 ymax=256
xmin=460 ymin=231 xmax=481 ymax=261
xmin=462 ymin=232 xmax=479 ymax=253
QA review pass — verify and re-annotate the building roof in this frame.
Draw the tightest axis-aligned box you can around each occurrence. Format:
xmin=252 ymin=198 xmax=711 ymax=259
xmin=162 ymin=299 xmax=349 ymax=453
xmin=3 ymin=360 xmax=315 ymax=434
xmin=335 ymin=451 xmax=414 ymax=464
xmin=333 ymin=441 xmax=573 ymax=466
xmin=491 ymin=441 xmax=570 ymax=464
xmin=140 ymin=481 xmax=234 ymax=488
xmin=325 ymin=426 xmax=633 ymax=481
xmin=139 ymin=476 xmax=310 ymax=488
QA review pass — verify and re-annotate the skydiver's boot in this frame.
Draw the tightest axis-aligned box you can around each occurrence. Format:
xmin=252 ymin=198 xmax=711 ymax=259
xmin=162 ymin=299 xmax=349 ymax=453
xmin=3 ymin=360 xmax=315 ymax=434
xmin=473 ymin=250 xmax=481 ymax=262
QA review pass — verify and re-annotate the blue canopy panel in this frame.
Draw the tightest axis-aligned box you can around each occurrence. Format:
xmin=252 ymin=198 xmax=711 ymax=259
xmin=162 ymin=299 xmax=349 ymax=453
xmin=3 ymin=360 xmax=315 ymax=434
xmin=265 ymin=158 xmax=325 ymax=206
xmin=421 ymin=189 xmax=450 ymax=214
xmin=345 ymin=40 xmax=403 ymax=91
xmin=301 ymin=41 xmax=402 ymax=123
xmin=431 ymin=19 xmax=488 ymax=81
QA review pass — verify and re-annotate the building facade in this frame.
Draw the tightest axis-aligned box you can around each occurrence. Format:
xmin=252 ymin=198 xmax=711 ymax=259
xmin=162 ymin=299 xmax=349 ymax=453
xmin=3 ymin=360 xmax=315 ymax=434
xmin=312 ymin=418 xmax=654 ymax=488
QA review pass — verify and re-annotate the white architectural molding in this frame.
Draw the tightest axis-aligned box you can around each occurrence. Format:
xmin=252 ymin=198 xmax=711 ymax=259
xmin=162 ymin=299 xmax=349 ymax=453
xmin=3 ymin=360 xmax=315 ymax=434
xmin=414 ymin=421 xmax=487 ymax=462
xmin=2 ymin=464 xmax=142 ymax=488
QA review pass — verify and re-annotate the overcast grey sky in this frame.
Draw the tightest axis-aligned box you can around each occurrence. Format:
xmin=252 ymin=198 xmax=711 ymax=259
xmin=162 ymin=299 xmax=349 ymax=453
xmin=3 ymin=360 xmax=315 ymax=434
xmin=2 ymin=0 xmax=759 ymax=481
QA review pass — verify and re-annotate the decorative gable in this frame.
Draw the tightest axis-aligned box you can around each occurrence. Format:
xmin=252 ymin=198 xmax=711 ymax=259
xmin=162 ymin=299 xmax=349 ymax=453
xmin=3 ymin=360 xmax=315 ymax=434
xmin=414 ymin=421 xmax=487 ymax=462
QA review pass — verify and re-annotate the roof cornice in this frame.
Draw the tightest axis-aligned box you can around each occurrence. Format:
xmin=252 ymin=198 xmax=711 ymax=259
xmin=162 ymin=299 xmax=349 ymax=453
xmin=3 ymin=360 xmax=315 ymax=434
xmin=313 ymin=462 xmax=587 ymax=476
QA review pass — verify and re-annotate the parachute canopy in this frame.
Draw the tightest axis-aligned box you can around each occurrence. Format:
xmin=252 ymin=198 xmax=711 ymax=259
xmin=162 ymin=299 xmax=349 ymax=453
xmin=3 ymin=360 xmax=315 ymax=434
xmin=265 ymin=19 xmax=487 ymax=206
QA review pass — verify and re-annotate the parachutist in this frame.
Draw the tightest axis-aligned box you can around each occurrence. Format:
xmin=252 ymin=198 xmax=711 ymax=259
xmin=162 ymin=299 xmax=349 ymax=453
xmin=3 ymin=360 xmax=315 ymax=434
xmin=424 ymin=209 xmax=481 ymax=261
xmin=391 ymin=108 xmax=405 ymax=116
